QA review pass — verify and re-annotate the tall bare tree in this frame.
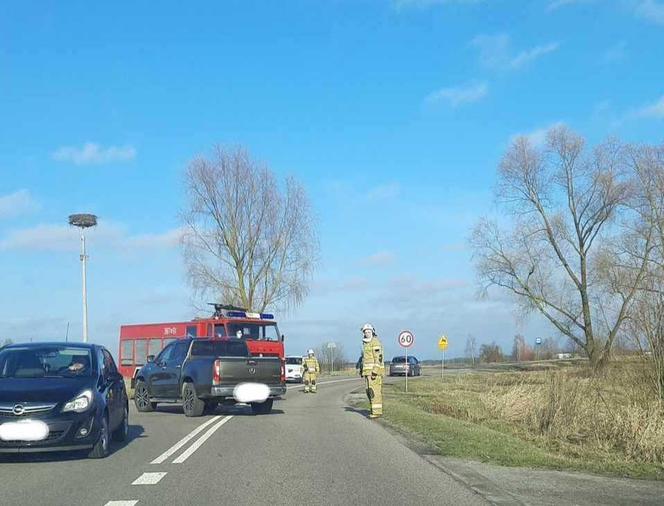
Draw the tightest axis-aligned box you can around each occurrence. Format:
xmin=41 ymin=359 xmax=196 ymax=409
xmin=182 ymin=147 xmax=318 ymax=312
xmin=465 ymin=334 xmax=477 ymax=366
xmin=472 ymin=126 xmax=654 ymax=372
xmin=625 ymin=145 xmax=664 ymax=398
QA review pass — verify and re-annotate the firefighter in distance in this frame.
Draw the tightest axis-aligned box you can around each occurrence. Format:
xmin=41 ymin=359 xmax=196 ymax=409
xmin=302 ymin=349 xmax=320 ymax=393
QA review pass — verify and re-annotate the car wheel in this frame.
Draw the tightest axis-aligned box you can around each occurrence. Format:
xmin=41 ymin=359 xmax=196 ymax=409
xmin=88 ymin=415 xmax=110 ymax=459
xmin=134 ymin=381 xmax=156 ymax=412
xmin=112 ymin=405 xmax=129 ymax=442
xmin=250 ymin=399 xmax=273 ymax=415
xmin=182 ymin=382 xmax=205 ymax=417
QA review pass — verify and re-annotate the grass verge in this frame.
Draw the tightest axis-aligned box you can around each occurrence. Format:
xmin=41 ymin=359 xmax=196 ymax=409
xmin=365 ymin=365 xmax=664 ymax=480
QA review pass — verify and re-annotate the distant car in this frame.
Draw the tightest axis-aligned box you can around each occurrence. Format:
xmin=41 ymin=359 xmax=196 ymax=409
xmin=285 ymin=356 xmax=303 ymax=383
xmin=0 ymin=342 xmax=129 ymax=459
xmin=389 ymin=356 xmax=421 ymax=377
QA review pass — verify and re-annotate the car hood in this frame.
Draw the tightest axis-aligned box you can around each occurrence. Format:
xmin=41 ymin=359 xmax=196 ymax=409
xmin=0 ymin=377 xmax=93 ymax=404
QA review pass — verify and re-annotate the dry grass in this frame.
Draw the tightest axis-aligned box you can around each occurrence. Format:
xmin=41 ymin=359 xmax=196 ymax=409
xmin=385 ymin=360 xmax=664 ymax=477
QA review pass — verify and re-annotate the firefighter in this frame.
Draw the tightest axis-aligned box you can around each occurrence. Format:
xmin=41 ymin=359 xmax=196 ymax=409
xmin=361 ymin=323 xmax=384 ymax=418
xmin=302 ymin=349 xmax=320 ymax=393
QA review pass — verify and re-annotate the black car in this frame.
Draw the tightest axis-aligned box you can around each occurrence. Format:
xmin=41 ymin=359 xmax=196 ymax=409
xmin=0 ymin=342 xmax=128 ymax=458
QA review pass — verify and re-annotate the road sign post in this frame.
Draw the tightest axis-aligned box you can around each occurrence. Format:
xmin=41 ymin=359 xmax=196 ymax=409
xmin=398 ymin=331 xmax=414 ymax=392
xmin=327 ymin=342 xmax=336 ymax=375
xmin=438 ymin=336 xmax=448 ymax=381
xmin=535 ymin=337 xmax=542 ymax=361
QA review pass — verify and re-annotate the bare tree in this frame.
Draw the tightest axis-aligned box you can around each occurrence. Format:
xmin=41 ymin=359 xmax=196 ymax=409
xmin=625 ymin=145 xmax=664 ymax=399
xmin=479 ymin=342 xmax=503 ymax=363
xmin=472 ymin=126 xmax=654 ymax=372
xmin=182 ymin=147 xmax=318 ymax=312
xmin=465 ymin=334 xmax=477 ymax=366
xmin=315 ymin=342 xmax=347 ymax=374
xmin=511 ymin=334 xmax=534 ymax=362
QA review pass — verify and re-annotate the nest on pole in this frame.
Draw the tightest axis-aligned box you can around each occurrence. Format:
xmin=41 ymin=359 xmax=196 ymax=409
xmin=68 ymin=214 xmax=98 ymax=228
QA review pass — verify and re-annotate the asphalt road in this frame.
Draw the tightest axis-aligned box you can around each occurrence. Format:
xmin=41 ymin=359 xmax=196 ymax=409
xmin=0 ymin=375 xmax=486 ymax=506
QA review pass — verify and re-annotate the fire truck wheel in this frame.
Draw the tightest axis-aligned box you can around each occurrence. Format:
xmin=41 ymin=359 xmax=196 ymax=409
xmin=134 ymin=380 xmax=156 ymax=412
xmin=182 ymin=382 xmax=205 ymax=417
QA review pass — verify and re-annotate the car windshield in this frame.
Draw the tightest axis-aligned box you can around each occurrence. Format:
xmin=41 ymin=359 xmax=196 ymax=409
xmin=286 ymin=357 xmax=302 ymax=365
xmin=0 ymin=346 xmax=94 ymax=379
xmin=392 ymin=357 xmax=406 ymax=363
xmin=227 ymin=323 xmax=280 ymax=341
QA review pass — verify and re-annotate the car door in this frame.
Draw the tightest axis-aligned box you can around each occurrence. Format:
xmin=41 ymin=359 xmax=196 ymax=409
xmin=161 ymin=341 xmax=189 ymax=398
xmin=96 ymin=348 xmax=118 ymax=429
xmin=102 ymin=348 xmax=124 ymax=429
xmin=150 ymin=343 xmax=175 ymax=397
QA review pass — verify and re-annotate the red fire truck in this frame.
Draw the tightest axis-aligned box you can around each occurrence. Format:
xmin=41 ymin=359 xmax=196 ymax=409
xmin=118 ymin=304 xmax=285 ymax=382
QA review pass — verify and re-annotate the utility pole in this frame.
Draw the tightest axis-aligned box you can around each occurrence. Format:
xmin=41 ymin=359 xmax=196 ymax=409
xmin=69 ymin=214 xmax=97 ymax=343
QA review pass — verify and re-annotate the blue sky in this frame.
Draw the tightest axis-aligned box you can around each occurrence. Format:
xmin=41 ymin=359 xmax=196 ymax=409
xmin=1 ymin=0 xmax=663 ymax=361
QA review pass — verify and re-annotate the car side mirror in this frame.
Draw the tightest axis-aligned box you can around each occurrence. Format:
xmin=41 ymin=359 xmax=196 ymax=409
xmin=281 ymin=334 xmax=285 ymax=342
xmin=147 ymin=355 xmax=155 ymax=364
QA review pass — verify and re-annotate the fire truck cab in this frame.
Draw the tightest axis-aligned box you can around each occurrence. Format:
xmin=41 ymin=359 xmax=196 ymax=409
xmin=118 ymin=304 xmax=285 ymax=383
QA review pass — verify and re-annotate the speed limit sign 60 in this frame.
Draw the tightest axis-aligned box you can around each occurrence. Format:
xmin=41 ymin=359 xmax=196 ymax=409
xmin=398 ymin=330 xmax=414 ymax=348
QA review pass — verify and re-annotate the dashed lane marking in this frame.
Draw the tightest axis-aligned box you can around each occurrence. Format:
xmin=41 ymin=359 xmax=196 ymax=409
xmin=172 ymin=415 xmax=233 ymax=464
xmin=104 ymin=502 xmax=138 ymax=506
xmin=150 ymin=416 xmax=221 ymax=464
xmin=131 ymin=472 xmax=168 ymax=485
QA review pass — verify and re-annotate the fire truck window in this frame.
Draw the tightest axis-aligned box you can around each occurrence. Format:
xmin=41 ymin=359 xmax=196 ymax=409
xmin=121 ymin=340 xmax=133 ymax=366
xmin=186 ymin=326 xmax=197 ymax=338
xmin=135 ymin=340 xmax=148 ymax=366
xmin=148 ymin=339 xmax=162 ymax=355
xmin=213 ymin=324 xmax=226 ymax=337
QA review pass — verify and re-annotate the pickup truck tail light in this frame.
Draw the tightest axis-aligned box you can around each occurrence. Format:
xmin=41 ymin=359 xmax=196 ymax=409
xmin=280 ymin=359 xmax=285 ymax=383
xmin=213 ymin=359 xmax=222 ymax=385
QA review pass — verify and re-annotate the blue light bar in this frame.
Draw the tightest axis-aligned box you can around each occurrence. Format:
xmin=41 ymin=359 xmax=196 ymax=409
xmin=227 ymin=311 xmax=247 ymax=318
xmin=260 ymin=313 xmax=274 ymax=320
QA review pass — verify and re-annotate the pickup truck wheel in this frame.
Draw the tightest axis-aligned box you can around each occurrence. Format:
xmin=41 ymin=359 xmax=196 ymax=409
xmin=134 ymin=381 xmax=156 ymax=412
xmin=251 ymin=398 xmax=273 ymax=415
xmin=182 ymin=382 xmax=205 ymax=417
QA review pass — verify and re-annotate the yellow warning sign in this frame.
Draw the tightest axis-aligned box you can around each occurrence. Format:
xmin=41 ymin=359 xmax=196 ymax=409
xmin=438 ymin=336 xmax=448 ymax=351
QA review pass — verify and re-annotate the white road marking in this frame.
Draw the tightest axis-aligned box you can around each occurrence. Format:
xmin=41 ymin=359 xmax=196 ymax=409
xmin=172 ymin=415 xmax=233 ymax=464
xmin=286 ymin=377 xmax=362 ymax=390
xmin=150 ymin=416 xmax=221 ymax=464
xmin=131 ymin=472 xmax=167 ymax=485
xmin=104 ymin=502 xmax=138 ymax=506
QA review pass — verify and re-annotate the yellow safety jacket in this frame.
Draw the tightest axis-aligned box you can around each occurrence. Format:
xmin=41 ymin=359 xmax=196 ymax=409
xmin=361 ymin=336 xmax=384 ymax=377
xmin=303 ymin=356 xmax=320 ymax=374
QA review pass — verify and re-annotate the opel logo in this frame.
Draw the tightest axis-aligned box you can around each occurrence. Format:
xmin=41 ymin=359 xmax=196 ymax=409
xmin=248 ymin=367 xmax=256 ymax=375
xmin=12 ymin=404 xmax=25 ymax=416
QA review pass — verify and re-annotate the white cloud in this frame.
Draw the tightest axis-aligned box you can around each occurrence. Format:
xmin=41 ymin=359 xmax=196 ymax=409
xmin=52 ymin=142 xmax=136 ymax=166
xmin=361 ymin=251 xmax=396 ymax=268
xmin=367 ymin=182 xmax=401 ymax=200
xmin=602 ymin=41 xmax=627 ymax=64
xmin=509 ymin=121 xmax=566 ymax=148
xmin=636 ymin=95 xmax=664 ymax=119
xmin=636 ymin=0 xmax=664 ymax=25
xmin=426 ymin=81 xmax=488 ymax=108
xmin=0 ymin=222 xmax=183 ymax=253
xmin=0 ymin=190 xmax=39 ymax=220
xmin=471 ymin=34 xmax=560 ymax=70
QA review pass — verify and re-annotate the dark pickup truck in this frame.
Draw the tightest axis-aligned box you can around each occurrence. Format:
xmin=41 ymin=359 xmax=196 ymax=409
xmin=132 ymin=338 xmax=285 ymax=416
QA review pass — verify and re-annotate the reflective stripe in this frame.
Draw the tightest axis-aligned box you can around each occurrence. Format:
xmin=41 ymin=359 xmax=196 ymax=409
xmin=372 ymin=404 xmax=383 ymax=408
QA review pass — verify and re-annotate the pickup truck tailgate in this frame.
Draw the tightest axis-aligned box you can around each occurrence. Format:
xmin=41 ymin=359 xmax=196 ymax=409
xmin=216 ymin=357 xmax=281 ymax=385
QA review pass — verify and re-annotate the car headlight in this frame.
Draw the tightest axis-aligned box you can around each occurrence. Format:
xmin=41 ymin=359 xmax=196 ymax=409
xmin=62 ymin=389 xmax=93 ymax=413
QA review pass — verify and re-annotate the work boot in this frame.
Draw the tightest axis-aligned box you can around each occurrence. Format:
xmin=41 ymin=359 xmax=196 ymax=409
xmin=368 ymin=413 xmax=381 ymax=419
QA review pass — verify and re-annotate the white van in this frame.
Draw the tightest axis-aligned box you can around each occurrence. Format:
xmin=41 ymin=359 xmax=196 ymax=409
xmin=285 ymin=356 xmax=304 ymax=382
